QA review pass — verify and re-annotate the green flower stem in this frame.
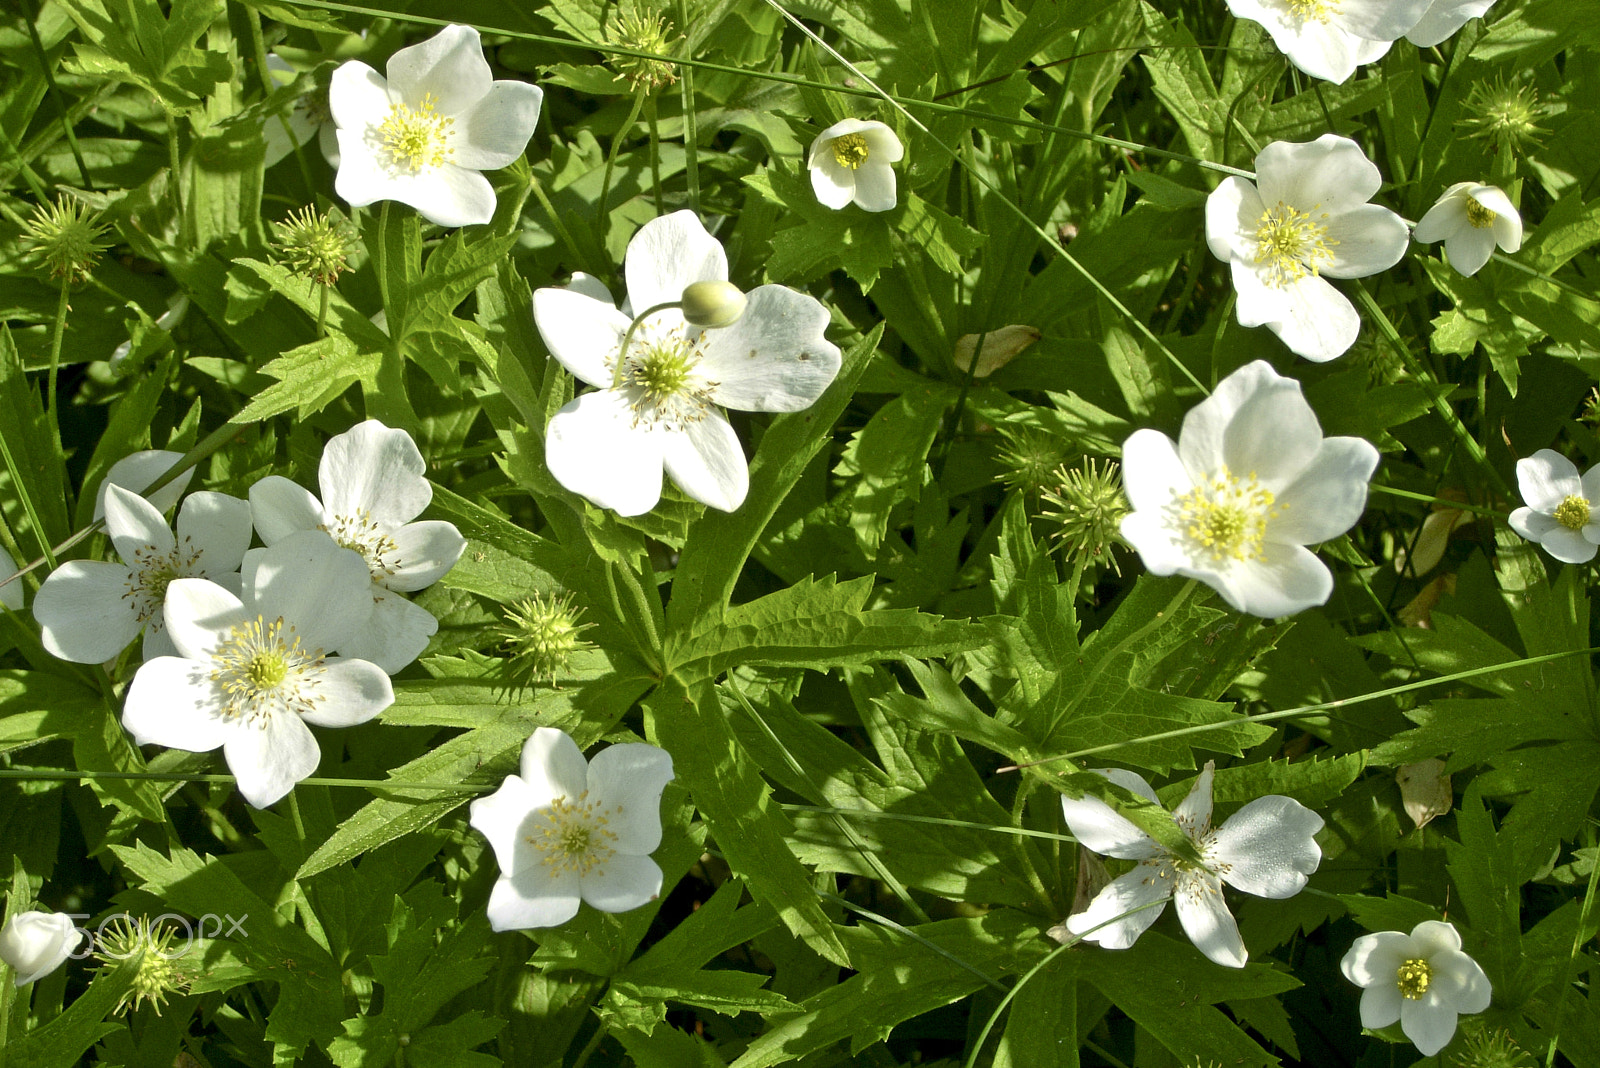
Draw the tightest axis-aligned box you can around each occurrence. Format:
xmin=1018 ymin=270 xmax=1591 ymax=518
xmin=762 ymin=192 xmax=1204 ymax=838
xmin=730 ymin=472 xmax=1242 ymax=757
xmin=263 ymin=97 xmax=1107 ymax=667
xmin=961 ymin=942 xmax=1073 ymax=1068
xmin=22 ymin=0 xmax=93 ymax=191
xmin=645 ymin=91 xmax=664 ymax=216
xmin=527 ymin=175 xmax=588 ymax=267
xmin=568 ymin=1019 xmax=608 ymax=1068
xmin=317 ymin=282 xmax=330 ymax=339
xmin=610 ymin=300 xmax=684 ymax=387
xmin=45 ymin=277 xmax=68 ymax=471
xmin=781 ymin=804 xmax=1078 ymax=844
xmin=0 ymin=768 xmax=496 ymax=791
xmin=0 ymin=430 xmax=60 ymax=572
xmin=0 ymin=123 xmax=49 ymax=206
xmin=1369 ymin=483 xmax=1504 ymax=517
xmin=598 ymin=85 xmax=649 ymax=228
xmin=245 ymin=6 xmax=318 ymax=202
xmin=677 ymin=12 xmax=699 ymax=213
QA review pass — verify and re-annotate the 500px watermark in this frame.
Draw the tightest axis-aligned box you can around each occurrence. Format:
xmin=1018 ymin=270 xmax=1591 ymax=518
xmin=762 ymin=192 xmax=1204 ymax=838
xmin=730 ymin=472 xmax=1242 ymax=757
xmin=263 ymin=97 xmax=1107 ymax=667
xmin=62 ymin=912 xmax=248 ymax=959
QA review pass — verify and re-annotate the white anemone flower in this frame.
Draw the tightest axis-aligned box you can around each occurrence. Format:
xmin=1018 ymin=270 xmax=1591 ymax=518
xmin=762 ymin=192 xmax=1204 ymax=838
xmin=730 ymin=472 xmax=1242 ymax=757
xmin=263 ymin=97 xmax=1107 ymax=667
xmin=1413 ymin=182 xmax=1522 ymax=276
xmin=469 ymin=727 xmax=675 ymax=930
xmin=1060 ymin=762 xmax=1323 ymax=968
xmin=33 ymin=484 xmax=251 ymax=664
xmin=1206 ymin=134 xmax=1410 ymax=362
xmin=329 ymin=24 xmax=543 ymax=227
xmin=533 ymin=210 xmax=842 ymax=516
xmin=1341 ymin=920 xmax=1492 ymax=1055
xmin=1 ymin=911 xmax=83 ymax=986
xmin=250 ymin=420 xmax=465 ymax=675
xmin=1223 ymin=0 xmax=1432 ymax=83
xmin=1508 ymin=449 xmax=1600 ymax=563
xmin=1406 ymin=0 xmax=1498 ymax=46
xmin=264 ymin=54 xmax=341 ymax=169
xmin=806 ymin=118 xmax=904 ymax=212
xmin=122 ymin=531 xmax=393 ymax=809
xmin=1120 ymin=360 xmax=1380 ymax=618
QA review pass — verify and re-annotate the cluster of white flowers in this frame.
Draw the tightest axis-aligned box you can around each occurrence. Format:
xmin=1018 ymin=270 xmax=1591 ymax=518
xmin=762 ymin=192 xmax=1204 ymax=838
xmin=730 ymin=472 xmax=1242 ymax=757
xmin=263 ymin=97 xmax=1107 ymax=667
xmin=1224 ymin=0 xmax=1498 ymax=83
xmin=23 ymin=421 xmax=463 ymax=809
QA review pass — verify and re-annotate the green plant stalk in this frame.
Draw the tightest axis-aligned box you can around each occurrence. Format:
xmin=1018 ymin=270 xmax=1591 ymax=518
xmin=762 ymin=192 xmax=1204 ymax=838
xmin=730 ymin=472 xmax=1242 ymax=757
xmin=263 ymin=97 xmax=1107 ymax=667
xmin=961 ymin=943 xmax=1073 ymax=1068
xmin=23 ymin=0 xmax=93 ymax=190
xmin=645 ymin=91 xmax=664 ymax=216
xmin=45 ymin=278 xmax=68 ymax=478
xmin=527 ymin=175 xmax=587 ymax=266
xmin=0 ymin=430 xmax=60 ymax=572
xmin=567 ymin=1018 xmax=609 ymax=1068
xmin=245 ymin=6 xmax=319 ymax=202
xmin=1546 ymin=832 xmax=1600 ymax=1068
xmin=1370 ymin=482 xmax=1503 ymax=517
xmin=599 ymin=85 xmax=649 ymax=229
xmin=0 ymin=768 xmax=497 ymax=791
xmin=677 ymin=21 xmax=699 ymax=212
xmin=317 ymin=282 xmax=330 ymax=339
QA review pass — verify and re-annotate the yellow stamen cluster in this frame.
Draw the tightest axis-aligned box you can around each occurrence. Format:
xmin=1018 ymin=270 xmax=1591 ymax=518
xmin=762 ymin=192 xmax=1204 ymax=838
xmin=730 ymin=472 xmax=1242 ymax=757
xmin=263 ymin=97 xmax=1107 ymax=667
xmin=1396 ymin=957 xmax=1432 ymax=1000
xmin=210 ymin=615 xmax=324 ymax=721
xmin=379 ymin=93 xmax=455 ymax=172
xmin=526 ymin=791 xmax=620 ymax=877
xmin=614 ymin=326 xmax=718 ymax=430
xmin=831 ymin=133 xmax=870 ymax=170
xmin=1554 ymin=494 xmax=1591 ymax=531
xmin=1465 ymin=197 xmax=1498 ymax=229
xmin=125 ymin=541 xmax=202 ymax=625
xmin=324 ymin=509 xmax=402 ymax=582
xmin=1254 ymin=201 xmax=1338 ymax=287
xmin=1286 ymin=0 xmax=1339 ymax=21
xmin=1176 ymin=469 xmax=1281 ymax=563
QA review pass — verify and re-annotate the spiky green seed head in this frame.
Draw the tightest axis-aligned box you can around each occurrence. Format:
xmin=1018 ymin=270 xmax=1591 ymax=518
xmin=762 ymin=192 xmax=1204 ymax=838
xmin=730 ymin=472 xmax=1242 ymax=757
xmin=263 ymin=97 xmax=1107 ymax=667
xmin=21 ymin=196 xmax=110 ymax=284
xmin=272 ymin=206 xmax=355 ymax=286
xmin=1041 ymin=458 xmax=1129 ymax=574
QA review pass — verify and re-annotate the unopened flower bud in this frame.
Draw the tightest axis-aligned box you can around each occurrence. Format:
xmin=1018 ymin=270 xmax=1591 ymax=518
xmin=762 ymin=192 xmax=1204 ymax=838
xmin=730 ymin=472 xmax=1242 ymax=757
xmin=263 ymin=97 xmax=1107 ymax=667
xmin=1 ymin=910 xmax=82 ymax=986
xmin=680 ymin=280 xmax=746 ymax=328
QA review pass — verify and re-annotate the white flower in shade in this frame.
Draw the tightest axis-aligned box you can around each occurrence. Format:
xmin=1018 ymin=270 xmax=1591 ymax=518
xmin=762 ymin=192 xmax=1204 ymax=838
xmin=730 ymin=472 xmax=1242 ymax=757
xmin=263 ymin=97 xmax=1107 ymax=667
xmin=1120 ymin=360 xmax=1380 ymax=618
xmin=1413 ymin=182 xmax=1522 ymax=277
xmin=807 ymin=118 xmax=903 ymax=212
xmin=94 ymin=450 xmax=195 ymax=521
xmin=469 ymin=727 xmax=674 ymax=930
xmin=263 ymin=54 xmax=341 ymax=169
xmin=1 ymin=546 xmax=21 ymax=612
xmin=110 ymin=294 xmax=189 ymax=373
xmin=1508 ymin=449 xmax=1600 ymax=563
xmin=329 ymin=24 xmax=543 ymax=227
xmin=122 ymin=531 xmax=393 ymax=808
xmin=1206 ymin=134 xmax=1410 ymax=362
xmin=533 ymin=211 xmax=842 ymax=516
xmin=1 ymin=911 xmax=82 ymax=986
xmin=33 ymin=484 xmax=251 ymax=664
xmin=1060 ymin=762 xmax=1323 ymax=968
xmin=1223 ymin=0 xmax=1432 ymax=83
xmin=250 ymin=420 xmax=465 ymax=675
xmin=1341 ymin=920 xmax=1491 ymax=1055
xmin=1406 ymin=0 xmax=1498 ymax=46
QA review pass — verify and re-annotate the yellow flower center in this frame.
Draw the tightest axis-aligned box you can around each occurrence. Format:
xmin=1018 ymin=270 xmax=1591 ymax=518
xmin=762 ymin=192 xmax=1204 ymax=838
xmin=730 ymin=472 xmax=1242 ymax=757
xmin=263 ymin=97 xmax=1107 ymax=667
xmin=1396 ymin=957 xmax=1432 ymax=1000
xmin=1465 ymin=197 xmax=1498 ymax=229
xmin=378 ymin=93 xmax=455 ymax=173
xmin=1176 ymin=468 xmax=1281 ymax=563
xmin=1555 ymin=494 xmax=1591 ymax=531
xmin=612 ymin=323 xmax=719 ymax=431
xmin=1286 ymin=0 xmax=1339 ymax=22
xmin=1254 ymin=201 xmax=1338 ymax=287
xmin=832 ymin=133 xmax=870 ymax=170
xmin=210 ymin=615 xmax=325 ymax=721
xmin=526 ymin=791 xmax=620 ymax=877
xmin=125 ymin=541 xmax=202 ymax=625
xmin=323 ymin=509 xmax=402 ymax=583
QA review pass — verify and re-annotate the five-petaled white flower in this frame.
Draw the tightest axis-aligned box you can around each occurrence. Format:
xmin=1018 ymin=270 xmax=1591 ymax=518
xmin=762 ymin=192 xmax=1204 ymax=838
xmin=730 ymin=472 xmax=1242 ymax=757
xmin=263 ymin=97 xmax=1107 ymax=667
xmin=33 ymin=484 xmax=252 ymax=664
xmin=533 ymin=210 xmax=842 ymax=516
xmin=1341 ymin=920 xmax=1491 ymax=1055
xmin=1508 ymin=449 xmax=1600 ymax=564
xmin=807 ymin=118 xmax=904 ymax=213
xmin=329 ymin=24 xmax=543 ymax=227
xmin=250 ymin=420 xmax=465 ymax=675
xmin=1406 ymin=0 xmax=1498 ymax=46
xmin=1 ymin=910 xmax=82 ymax=986
xmin=1207 ymin=134 xmax=1410 ymax=362
xmin=469 ymin=726 xmax=674 ymax=930
xmin=1120 ymin=360 xmax=1380 ymax=618
xmin=1060 ymin=762 xmax=1323 ymax=968
xmin=1222 ymin=0 xmax=1433 ymax=83
xmin=121 ymin=531 xmax=393 ymax=809
xmin=1413 ymin=182 xmax=1522 ymax=276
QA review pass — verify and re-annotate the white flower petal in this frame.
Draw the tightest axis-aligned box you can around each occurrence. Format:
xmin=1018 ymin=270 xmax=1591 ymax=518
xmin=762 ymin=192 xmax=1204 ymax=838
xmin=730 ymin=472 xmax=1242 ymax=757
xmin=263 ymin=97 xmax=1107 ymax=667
xmin=224 ymin=712 xmax=321 ymax=808
xmin=1212 ymin=795 xmax=1324 ymax=897
xmin=1120 ymin=510 xmax=1191 ymax=577
xmin=586 ymin=743 xmax=675 ymax=855
xmin=299 ymin=658 xmax=394 ymax=726
xmin=469 ymin=774 xmax=536 ymax=874
xmin=1233 ymin=264 xmax=1360 ymax=363
xmin=660 ymin=411 xmax=748 ymax=512
xmin=1173 ymin=872 xmax=1248 ymax=967
xmin=1400 ymin=994 xmax=1462 ymax=1057
xmin=624 ymin=211 xmax=729 ymax=316
xmin=350 ymin=161 xmax=498 ymax=228
xmin=1060 ymin=782 xmax=1164 ymax=861
xmin=1322 ymin=204 xmax=1410 ymax=278
xmin=1508 ymin=506 xmax=1556 ymax=541
xmin=1341 ymin=930 xmax=1413 ymax=987
xmin=545 ymin=392 xmax=667 ymax=517
xmin=162 ymin=578 xmax=246 ymax=661
xmin=1173 ymin=762 xmax=1215 ymax=831
xmin=1223 ymin=542 xmax=1334 ymax=617
xmin=177 ymin=491 xmax=253 ymax=574
xmin=1065 ymin=868 xmax=1171 ymax=949
xmin=249 ymin=531 xmax=375 ymax=653
xmin=383 ymin=521 xmax=466 ymax=592
xmin=1517 ymin=450 xmax=1582 ymax=512
xmin=860 ymin=122 xmax=904 ymax=163
xmin=532 ymin=285 xmax=630 ymax=388
xmin=250 ymin=475 xmax=325 ymax=546
xmin=808 ymin=159 xmax=857 ymax=210
xmin=1412 ymin=194 xmax=1464 ymax=245
xmin=32 ymin=562 xmax=142 ymax=663
xmin=320 ymin=421 xmax=432 ymax=530
xmin=489 ymin=867 xmax=582 ymax=930
xmin=580 ymin=853 xmax=664 ymax=913
xmin=1359 ymin=980 xmax=1404 ymax=1030
xmin=699 ymin=286 xmax=841 ymax=411
xmin=384 ymin=24 xmax=492 ymax=116
xmin=329 ymin=61 xmax=394 ymax=132
xmin=453 ymin=81 xmax=543 ymax=170
xmin=1176 ymin=360 xmax=1308 ymax=481
xmin=1120 ymin=430 xmax=1190 ymax=514
xmin=1 ymin=912 xmax=82 ymax=986
xmin=104 ymin=483 xmax=176 ymax=564
xmin=1444 ymin=226 xmax=1498 ymax=276
xmin=519 ymin=726 xmax=590 ymax=800
xmin=1337 ymin=0 xmax=1436 ymax=41
xmin=122 ymin=655 xmax=234 ymax=752
xmin=96 ymin=450 xmax=193 ymax=521
xmin=1205 ymin=176 xmax=1266 ymax=263
xmin=336 ymin=586 xmax=438 ymax=674
xmin=141 ymin=623 xmax=179 ymax=661
xmin=1431 ymin=948 xmax=1492 ymax=1013
xmin=1409 ymin=919 xmax=1462 ymax=955
xmin=1543 ymin=526 xmax=1597 ymax=563
xmin=851 ymin=161 xmax=897 ymax=212
xmin=1270 ymin=436 xmax=1381 ymax=545
xmin=1256 ymin=135 xmax=1380 ymax=212
xmin=1404 ymin=0 xmax=1496 ymax=46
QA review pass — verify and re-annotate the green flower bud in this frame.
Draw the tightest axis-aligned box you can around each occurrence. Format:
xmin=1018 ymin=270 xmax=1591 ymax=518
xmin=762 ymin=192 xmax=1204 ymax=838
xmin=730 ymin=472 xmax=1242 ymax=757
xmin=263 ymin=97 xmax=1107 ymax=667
xmin=680 ymin=281 xmax=747 ymax=328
